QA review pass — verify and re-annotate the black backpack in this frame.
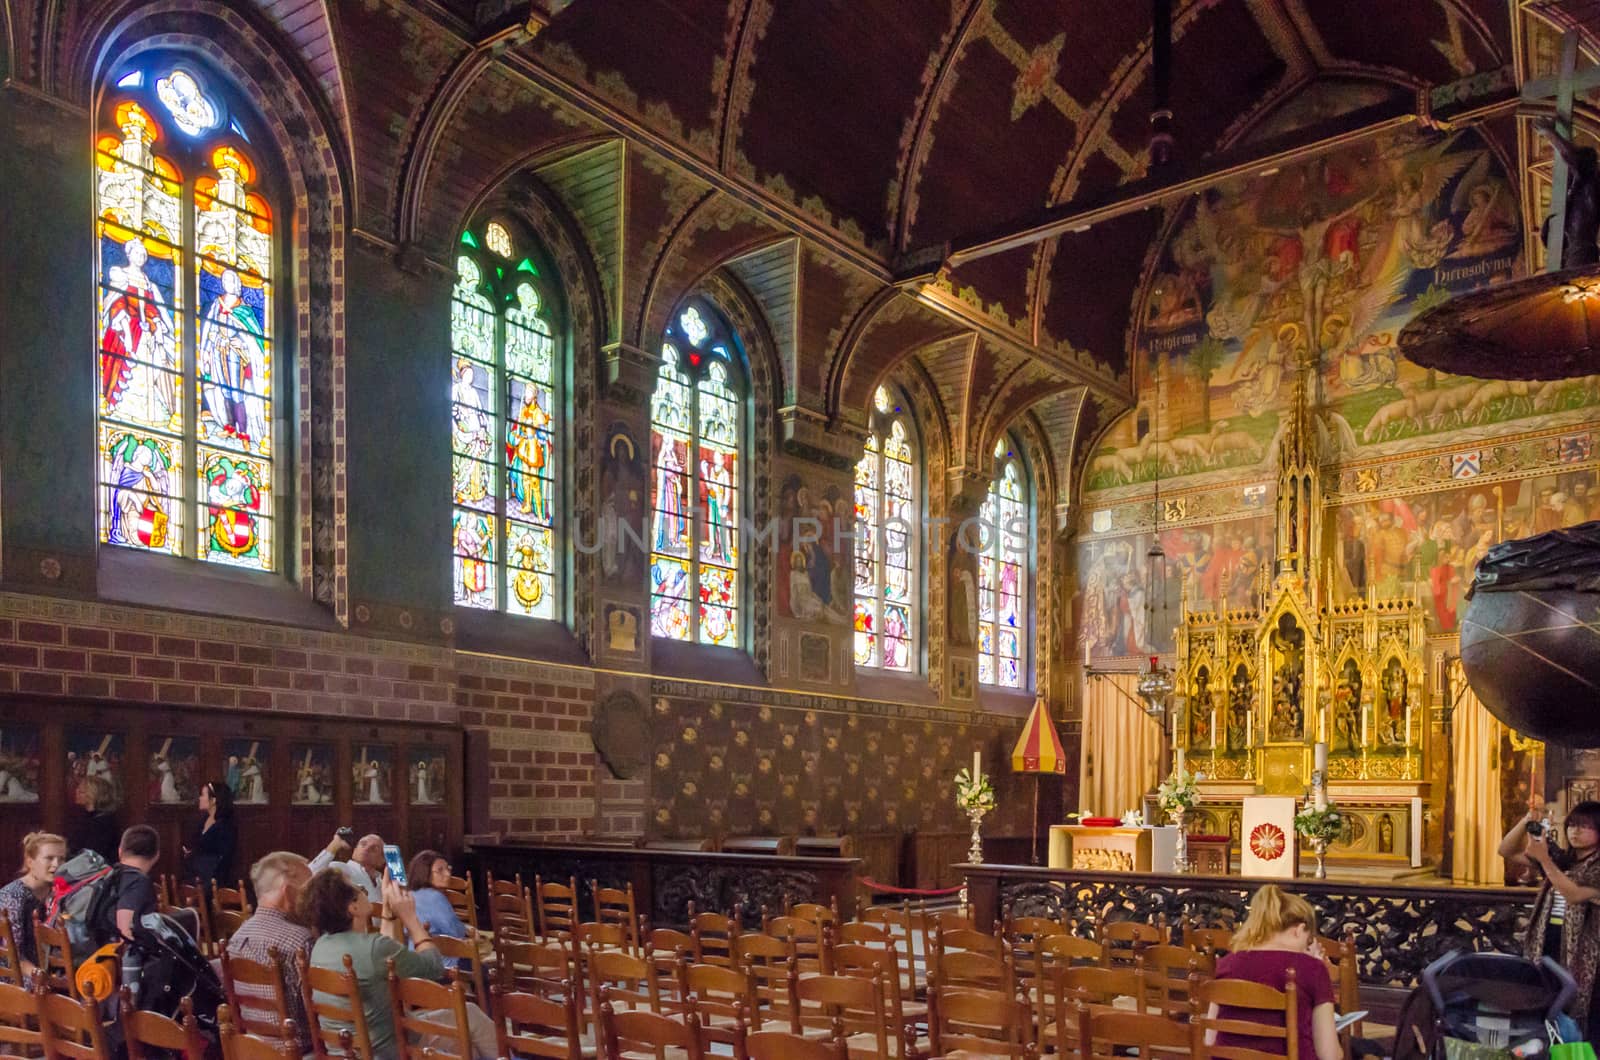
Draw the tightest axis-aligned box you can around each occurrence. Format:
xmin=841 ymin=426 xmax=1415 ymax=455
xmin=46 ymin=852 xmax=134 ymax=958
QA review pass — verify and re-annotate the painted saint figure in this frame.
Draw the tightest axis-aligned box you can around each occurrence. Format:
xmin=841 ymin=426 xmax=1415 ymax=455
xmin=507 ymin=383 xmax=551 ymax=521
xmin=197 ymin=268 xmax=269 ymax=447
xmin=100 ymin=239 xmax=178 ymax=424
xmin=452 ymin=362 xmax=490 ymax=504
xmin=106 ymin=434 xmax=173 ymax=549
xmin=654 ymin=441 xmax=688 ymax=553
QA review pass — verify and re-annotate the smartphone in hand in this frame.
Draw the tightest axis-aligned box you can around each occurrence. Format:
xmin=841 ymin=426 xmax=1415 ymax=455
xmin=383 ymin=844 xmax=408 ymax=887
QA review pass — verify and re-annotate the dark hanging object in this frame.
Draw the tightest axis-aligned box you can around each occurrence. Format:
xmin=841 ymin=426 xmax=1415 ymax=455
xmin=1149 ymin=0 xmax=1175 ymax=167
xmin=1397 ymin=265 xmax=1600 ymax=381
xmin=1461 ymin=521 xmax=1600 ymax=745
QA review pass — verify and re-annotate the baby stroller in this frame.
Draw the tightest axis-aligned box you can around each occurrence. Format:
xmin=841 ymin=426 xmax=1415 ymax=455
xmin=1393 ymin=951 xmax=1578 ymax=1060
xmin=128 ymin=911 xmax=227 ymax=1029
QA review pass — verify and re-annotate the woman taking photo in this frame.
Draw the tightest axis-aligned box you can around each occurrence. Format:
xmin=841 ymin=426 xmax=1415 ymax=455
xmin=1204 ymin=884 xmax=1342 ymax=1060
xmin=1499 ymin=796 xmax=1600 ymax=1035
xmin=183 ymin=779 xmax=238 ymax=886
xmin=302 ymin=869 xmax=496 ymax=1059
xmin=0 ymin=832 xmax=66 ymax=985
xmin=405 ymin=850 xmax=469 ymax=967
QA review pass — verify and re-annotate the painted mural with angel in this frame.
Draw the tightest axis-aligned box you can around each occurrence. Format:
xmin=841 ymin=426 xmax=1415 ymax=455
xmin=1087 ymin=122 xmax=1549 ymax=492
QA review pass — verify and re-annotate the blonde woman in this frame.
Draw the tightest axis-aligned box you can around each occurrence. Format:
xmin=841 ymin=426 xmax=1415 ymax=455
xmin=0 ymin=832 xmax=66 ymax=985
xmin=1205 ymin=885 xmax=1342 ymax=1060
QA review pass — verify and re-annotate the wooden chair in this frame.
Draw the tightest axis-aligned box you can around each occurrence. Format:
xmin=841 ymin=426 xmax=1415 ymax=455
xmin=680 ymin=961 xmax=758 ymax=1046
xmin=175 ymin=883 xmax=216 ymax=954
xmin=298 ymin=951 xmax=372 ymax=1060
xmin=927 ymin=986 xmax=1032 ymax=1059
xmin=1042 ymin=965 xmax=1146 ymax=1056
xmin=31 ymin=913 xmax=77 ymax=997
xmin=443 ymin=875 xmax=479 ymax=934
xmin=214 ymin=881 xmax=252 ymax=915
xmin=764 ymin=915 xmax=825 ymax=973
xmin=122 ymin=988 xmax=207 ymax=1060
xmin=0 ymin=981 xmax=44 ymax=1056
xmin=1142 ymin=944 xmax=1214 ymax=1017
xmin=1184 ymin=922 xmax=1235 ymax=957
xmin=1032 ymin=933 xmax=1103 ymax=1030
xmin=387 ymin=958 xmax=475 ymax=1060
xmin=1006 ymin=915 xmax=1065 ymax=1008
xmin=795 ymin=970 xmax=889 ymax=1059
xmin=1317 ymin=929 xmax=1361 ymax=1037
xmin=831 ymin=941 xmax=921 ymax=1057
xmin=0 ymin=918 xmax=23 ymax=989
xmin=497 ymin=938 xmax=574 ymax=997
xmin=221 ymin=950 xmax=294 ymax=1041
xmin=860 ymin=902 xmax=920 ymax=995
xmin=491 ymin=983 xmax=588 ymax=1060
xmin=37 ymin=988 xmax=113 ymax=1060
xmin=576 ymin=921 xmax=631 ymax=954
xmin=935 ymin=924 xmax=1006 ymax=960
xmin=217 ymin=1003 xmax=301 ymax=1060
xmin=597 ymin=993 xmax=703 ymax=1059
xmin=688 ymin=908 xmax=740 ymax=969
xmin=212 ymin=908 xmax=248 ymax=948
xmin=590 ymin=881 xmax=639 ymax=954
xmin=737 ymin=1019 xmax=848 ymax=1060
xmin=916 ymin=909 xmax=974 ymax=979
xmin=735 ymin=932 xmax=799 ymax=1029
xmin=1194 ymin=970 xmax=1299 ymax=1060
xmin=787 ymin=898 xmax=839 ymax=927
xmin=1077 ymin=1006 xmax=1197 ymax=1060
xmin=1099 ymin=920 xmax=1161 ymax=968
xmin=488 ymin=872 xmax=535 ymax=941
xmin=432 ymin=934 xmax=492 ymax=1012
xmin=930 ymin=947 xmax=1013 ymax=995
xmin=534 ymin=876 xmax=579 ymax=941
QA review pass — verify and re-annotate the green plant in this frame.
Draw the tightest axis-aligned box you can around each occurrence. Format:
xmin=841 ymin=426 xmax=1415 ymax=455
xmin=954 ymin=767 xmax=996 ymax=816
xmin=1294 ymin=803 xmax=1344 ymax=843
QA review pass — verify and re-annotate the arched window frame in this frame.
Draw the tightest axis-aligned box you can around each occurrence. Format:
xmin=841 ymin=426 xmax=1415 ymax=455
xmin=853 ymin=385 xmax=920 ymax=673
xmin=450 ymin=218 xmax=565 ymax=621
xmin=93 ymin=57 xmax=286 ymax=574
xmin=649 ymin=298 xmax=747 ymax=647
xmin=979 ymin=434 xmax=1032 ymax=689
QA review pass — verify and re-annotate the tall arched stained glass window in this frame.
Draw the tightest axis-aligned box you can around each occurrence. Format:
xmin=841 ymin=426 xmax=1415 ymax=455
xmin=95 ymin=63 xmax=279 ymax=569
xmin=854 ymin=385 xmax=918 ymax=671
xmin=450 ymin=220 xmax=561 ymax=619
xmin=979 ymin=435 xmax=1029 ymax=688
xmin=649 ymin=300 xmax=744 ymax=646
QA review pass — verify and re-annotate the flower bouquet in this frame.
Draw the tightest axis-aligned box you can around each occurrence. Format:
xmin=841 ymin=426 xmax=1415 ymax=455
xmin=954 ymin=767 xmax=997 ymax=815
xmin=1294 ymin=802 xmax=1343 ymax=879
xmin=1156 ymin=768 xmax=1203 ymax=816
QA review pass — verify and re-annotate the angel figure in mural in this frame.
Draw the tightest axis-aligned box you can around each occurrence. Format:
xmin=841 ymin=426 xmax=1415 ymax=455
xmin=107 ymin=434 xmax=173 ymax=549
xmin=1451 ymin=155 xmax=1518 ymax=259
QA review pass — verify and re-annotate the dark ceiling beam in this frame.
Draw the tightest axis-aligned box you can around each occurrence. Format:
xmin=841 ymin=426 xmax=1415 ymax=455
xmin=903 ymin=73 xmax=1519 ymax=277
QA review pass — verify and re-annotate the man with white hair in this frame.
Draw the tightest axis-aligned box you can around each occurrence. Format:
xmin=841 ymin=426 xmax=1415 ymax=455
xmin=308 ymin=831 xmax=385 ymax=903
xmin=226 ymin=852 xmax=313 ymax=1052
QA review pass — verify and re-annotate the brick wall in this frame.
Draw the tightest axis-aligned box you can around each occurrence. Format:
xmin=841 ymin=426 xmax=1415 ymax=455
xmin=451 ymin=653 xmax=598 ymax=840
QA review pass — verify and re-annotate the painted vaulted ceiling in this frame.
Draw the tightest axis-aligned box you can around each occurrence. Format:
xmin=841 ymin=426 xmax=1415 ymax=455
xmin=10 ymin=0 xmax=1600 ymax=499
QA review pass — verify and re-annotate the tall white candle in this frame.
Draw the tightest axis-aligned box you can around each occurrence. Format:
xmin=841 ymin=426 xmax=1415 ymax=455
xmin=1405 ymin=700 xmax=1413 ymax=746
xmin=1083 ymin=639 xmax=1091 ymax=667
xmin=973 ymin=749 xmax=982 ymax=781
xmin=1314 ymin=741 xmax=1328 ymax=773
xmin=1176 ymin=748 xmax=1185 ymax=776
xmin=1210 ymin=708 xmax=1218 ymax=750
xmin=1361 ymin=703 xmax=1369 ymax=746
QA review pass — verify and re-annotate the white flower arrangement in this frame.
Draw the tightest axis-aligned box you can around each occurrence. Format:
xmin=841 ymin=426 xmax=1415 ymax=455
xmin=1294 ymin=802 xmax=1344 ymax=843
xmin=954 ymin=767 xmax=997 ymax=816
xmin=1120 ymin=810 xmax=1145 ymax=828
xmin=1157 ymin=768 xmax=1204 ymax=815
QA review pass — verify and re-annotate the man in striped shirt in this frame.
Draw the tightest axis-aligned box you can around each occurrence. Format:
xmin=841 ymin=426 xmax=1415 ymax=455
xmin=225 ymin=852 xmax=314 ymax=1052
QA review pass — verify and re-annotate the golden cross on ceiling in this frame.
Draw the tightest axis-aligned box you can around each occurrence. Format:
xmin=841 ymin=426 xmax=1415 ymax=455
xmin=1521 ymin=29 xmax=1600 ymax=271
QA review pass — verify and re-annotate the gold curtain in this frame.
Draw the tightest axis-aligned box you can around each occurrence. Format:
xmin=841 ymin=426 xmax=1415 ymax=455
xmin=1451 ymin=683 xmax=1506 ymax=885
xmin=1079 ymin=672 xmax=1164 ymax=819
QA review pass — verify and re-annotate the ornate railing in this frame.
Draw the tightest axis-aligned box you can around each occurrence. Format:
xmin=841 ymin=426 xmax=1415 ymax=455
xmin=965 ymin=864 xmax=1533 ymax=988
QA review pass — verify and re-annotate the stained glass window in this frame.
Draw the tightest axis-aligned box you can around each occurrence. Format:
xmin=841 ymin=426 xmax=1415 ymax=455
xmin=854 ymin=385 xmax=918 ymax=672
xmin=649 ymin=300 xmax=744 ymax=646
xmin=451 ymin=223 xmax=561 ymax=619
xmin=979 ymin=436 xmax=1029 ymax=688
xmin=96 ymin=63 xmax=277 ymax=571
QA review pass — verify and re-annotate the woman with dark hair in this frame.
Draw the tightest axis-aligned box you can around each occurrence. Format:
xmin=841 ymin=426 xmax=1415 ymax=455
xmin=182 ymin=779 xmax=237 ymax=885
xmin=1500 ymin=796 xmax=1600 ymax=1037
xmin=303 ymin=869 xmax=496 ymax=1058
xmin=405 ymin=850 xmax=469 ymax=968
xmin=66 ymin=775 xmax=120 ymax=862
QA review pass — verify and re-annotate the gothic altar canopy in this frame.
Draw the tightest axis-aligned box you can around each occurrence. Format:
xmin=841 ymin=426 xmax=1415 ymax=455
xmin=1174 ymin=371 xmax=1429 ymax=866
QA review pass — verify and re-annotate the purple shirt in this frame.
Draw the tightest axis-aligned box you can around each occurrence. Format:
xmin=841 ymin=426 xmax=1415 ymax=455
xmin=1214 ymin=949 xmax=1337 ymax=1060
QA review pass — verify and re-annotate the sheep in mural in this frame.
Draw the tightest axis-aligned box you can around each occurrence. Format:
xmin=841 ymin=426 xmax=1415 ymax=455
xmin=1089 ymin=449 xmax=1136 ymax=483
xmin=1208 ymin=423 xmax=1262 ymax=462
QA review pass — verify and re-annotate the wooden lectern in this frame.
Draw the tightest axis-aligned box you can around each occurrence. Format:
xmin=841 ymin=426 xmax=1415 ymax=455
xmin=1049 ymin=825 xmax=1153 ymax=872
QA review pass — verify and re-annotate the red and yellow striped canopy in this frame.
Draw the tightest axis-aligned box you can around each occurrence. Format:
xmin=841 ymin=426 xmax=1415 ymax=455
xmin=1011 ymin=695 xmax=1067 ymax=774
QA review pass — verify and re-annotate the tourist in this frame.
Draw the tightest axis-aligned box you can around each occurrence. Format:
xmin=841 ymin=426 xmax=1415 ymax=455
xmin=182 ymin=778 xmax=238 ymax=887
xmin=1204 ymin=885 xmax=1342 ymax=1060
xmin=1500 ymin=796 xmax=1600 ymax=1034
xmin=107 ymin=825 xmax=163 ymax=942
xmin=0 ymin=832 xmax=65 ymax=985
xmin=308 ymin=831 xmax=385 ymax=903
xmin=227 ymin=852 xmax=314 ymax=1053
xmin=405 ymin=850 xmax=469 ymax=967
xmin=66 ymin=775 xmax=120 ymax=862
xmin=303 ymin=870 xmax=496 ymax=1059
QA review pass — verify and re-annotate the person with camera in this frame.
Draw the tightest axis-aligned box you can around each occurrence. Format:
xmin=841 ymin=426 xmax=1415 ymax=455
xmin=1499 ymin=795 xmax=1600 ymax=1037
xmin=308 ymin=828 xmax=385 ymax=904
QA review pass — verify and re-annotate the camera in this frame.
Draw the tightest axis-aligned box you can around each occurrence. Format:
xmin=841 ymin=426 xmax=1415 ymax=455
xmin=336 ymin=826 xmax=354 ymax=842
xmin=1526 ymin=818 xmax=1546 ymax=839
